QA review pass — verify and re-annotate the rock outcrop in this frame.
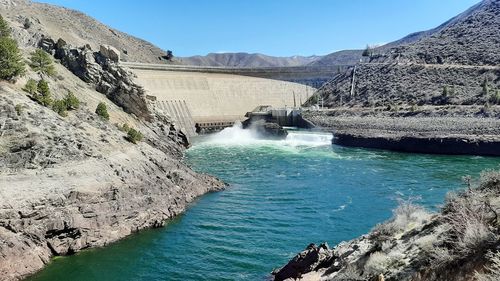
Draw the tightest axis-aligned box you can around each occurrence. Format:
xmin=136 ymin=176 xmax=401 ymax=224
xmin=99 ymin=44 xmax=120 ymax=63
xmin=272 ymin=243 xmax=334 ymax=281
xmin=38 ymin=37 xmax=151 ymax=120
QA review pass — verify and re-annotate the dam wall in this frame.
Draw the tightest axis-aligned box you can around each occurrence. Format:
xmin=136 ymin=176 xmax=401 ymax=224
xmin=123 ymin=62 xmax=346 ymax=87
xmin=131 ymin=68 xmax=317 ymax=129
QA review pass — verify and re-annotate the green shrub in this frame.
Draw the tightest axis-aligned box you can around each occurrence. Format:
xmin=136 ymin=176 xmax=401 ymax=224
xmin=52 ymin=99 xmax=67 ymax=117
xmin=489 ymin=90 xmax=500 ymax=105
xmin=35 ymin=79 xmax=52 ymax=106
xmin=15 ymin=104 xmax=23 ymax=116
xmin=362 ymin=45 xmax=372 ymax=57
xmin=482 ymin=79 xmax=490 ymax=96
xmin=0 ymin=37 xmax=25 ymax=80
xmin=64 ymin=91 xmax=80 ymax=110
xmin=95 ymin=102 xmax=109 ymax=120
xmin=442 ymin=86 xmax=449 ymax=97
xmin=23 ymin=78 xmax=37 ymax=95
xmin=29 ymin=49 xmax=55 ymax=76
xmin=0 ymin=15 xmax=10 ymax=38
xmin=308 ymin=94 xmax=319 ymax=105
xmin=126 ymin=127 xmax=143 ymax=144
xmin=118 ymin=123 xmax=131 ymax=132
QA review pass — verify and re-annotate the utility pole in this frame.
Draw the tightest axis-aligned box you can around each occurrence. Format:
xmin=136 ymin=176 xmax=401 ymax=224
xmin=293 ymin=91 xmax=296 ymax=108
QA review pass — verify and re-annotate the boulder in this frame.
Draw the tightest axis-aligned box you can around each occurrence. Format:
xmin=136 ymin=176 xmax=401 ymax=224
xmin=272 ymin=243 xmax=334 ymax=281
xmin=99 ymin=44 xmax=120 ymax=62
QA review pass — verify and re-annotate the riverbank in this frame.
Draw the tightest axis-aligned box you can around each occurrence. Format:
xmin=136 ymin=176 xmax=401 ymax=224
xmin=25 ymin=128 xmax=499 ymax=281
xmin=273 ymin=169 xmax=500 ymax=281
xmin=302 ymin=109 xmax=500 ymax=156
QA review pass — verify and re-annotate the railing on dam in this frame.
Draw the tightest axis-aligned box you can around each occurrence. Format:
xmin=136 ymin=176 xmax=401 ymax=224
xmin=121 ymin=62 xmax=351 ymax=74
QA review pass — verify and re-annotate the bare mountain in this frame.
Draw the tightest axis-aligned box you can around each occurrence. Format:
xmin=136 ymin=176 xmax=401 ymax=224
xmin=375 ymin=0 xmax=500 ymax=65
xmin=311 ymin=0 xmax=500 ymax=109
xmin=0 ymin=0 xmax=175 ymax=63
xmin=307 ymin=49 xmax=363 ymax=66
xmin=309 ymin=1 xmax=489 ymax=67
xmin=180 ymin=52 xmax=321 ymax=68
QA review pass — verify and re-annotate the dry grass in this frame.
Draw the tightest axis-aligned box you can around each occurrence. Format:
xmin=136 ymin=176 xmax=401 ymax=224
xmin=372 ymin=199 xmax=431 ymax=239
xmin=478 ymin=170 xmax=500 ymax=192
xmin=332 ymin=265 xmax=364 ymax=281
xmin=475 ymin=251 xmax=500 ymax=281
xmin=429 ymin=171 xmax=500 ymax=268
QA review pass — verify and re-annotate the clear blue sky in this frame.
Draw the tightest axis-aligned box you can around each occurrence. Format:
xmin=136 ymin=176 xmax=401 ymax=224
xmin=37 ymin=0 xmax=481 ymax=57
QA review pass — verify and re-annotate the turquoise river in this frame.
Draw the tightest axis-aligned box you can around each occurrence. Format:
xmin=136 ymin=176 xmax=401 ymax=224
xmin=28 ymin=127 xmax=500 ymax=281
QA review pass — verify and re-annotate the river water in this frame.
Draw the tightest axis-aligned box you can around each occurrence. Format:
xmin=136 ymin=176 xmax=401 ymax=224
xmin=28 ymin=126 xmax=499 ymax=281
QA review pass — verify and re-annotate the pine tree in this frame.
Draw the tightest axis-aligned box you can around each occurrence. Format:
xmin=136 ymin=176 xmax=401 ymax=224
xmin=29 ymin=49 xmax=55 ymax=76
xmin=36 ymin=79 xmax=52 ymax=106
xmin=0 ymin=37 xmax=25 ymax=80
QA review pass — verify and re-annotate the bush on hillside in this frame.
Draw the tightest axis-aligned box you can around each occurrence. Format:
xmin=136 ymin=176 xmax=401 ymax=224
xmin=23 ymin=79 xmax=38 ymax=95
xmin=15 ymin=104 xmax=23 ymax=116
xmin=489 ymin=90 xmax=500 ymax=105
xmin=64 ymin=91 xmax=80 ymax=110
xmin=52 ymin=99 xmax=68 ymax=117
xmin=126 ymin=127 xmax=143 ymax=144
xmin=362 ymin=45 xmax=372 ymax=57
xmin=0 ymin=15 xmax=10 ymax=37
xmin=29 ymin=49 xmax=55 ymax=76
xmin=95 ymin=102 xmax=110 ymax=120
xmin=482 ymin=78 xmax=490 ymax=96
xmin=35 ymin=79 xmax=52 ymax=106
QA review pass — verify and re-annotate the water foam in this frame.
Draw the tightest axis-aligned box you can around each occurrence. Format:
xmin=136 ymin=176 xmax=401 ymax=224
xmin=202 ymin=122 xmax=332 ymax=148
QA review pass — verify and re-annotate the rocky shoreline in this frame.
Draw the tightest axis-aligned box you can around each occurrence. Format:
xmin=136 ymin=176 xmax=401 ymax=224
xmin=302 ymin=110 xmax=500 ymax=156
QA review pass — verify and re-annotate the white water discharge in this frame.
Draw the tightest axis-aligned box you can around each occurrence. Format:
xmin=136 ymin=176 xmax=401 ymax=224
xmin=203 ymin=122 xmax=332 ymax=148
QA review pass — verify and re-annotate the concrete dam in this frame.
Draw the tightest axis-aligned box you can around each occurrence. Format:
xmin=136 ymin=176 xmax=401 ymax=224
xmin=124 ymin=63 xmax=324 ymax=135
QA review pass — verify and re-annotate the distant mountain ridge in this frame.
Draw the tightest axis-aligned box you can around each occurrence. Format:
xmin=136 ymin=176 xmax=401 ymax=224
xmin=180 ymin=52 xmax=322 ymax=68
